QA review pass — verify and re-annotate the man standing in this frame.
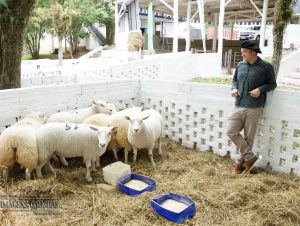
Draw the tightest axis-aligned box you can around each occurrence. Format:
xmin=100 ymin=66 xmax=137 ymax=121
xmin=227 ymin=40 xmax=277 ymax=174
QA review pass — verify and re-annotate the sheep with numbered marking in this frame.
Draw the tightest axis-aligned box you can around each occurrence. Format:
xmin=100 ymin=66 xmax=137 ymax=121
xmin=0 ymin=112 xmax=46 ymax=181
xmin=125 ymin=109 xmax=163 ymax=166
xmin=35 ymin=123 xmax=117 ymax=182
xmin=47 ymin=100 xmax=117 ymax=166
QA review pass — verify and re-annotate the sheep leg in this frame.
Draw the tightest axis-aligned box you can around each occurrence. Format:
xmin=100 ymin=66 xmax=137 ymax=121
xmin=91 ymin=158 xmax=97 ymax=172
xmin=51 ymin=154 xmax=59 ymax=162
xmin=45 ymin=161 xmax=56 ymax=178
xmin=36 ymin=158 xmax=52 ymax=179
xmin=35 ymin=166 xmax=43 ymax=179
xmin=3 ymin=169 xmax=8 ymax=182
xmin=124 ymin=149 xmax=129 ymax=164
xmin=59 ymin=156 xmax=69 ymax=167
xmin=95 ymin=157 xmax=100 ymax=168
xmin=25 ymin=168 xmax=31 ymax=180
xmin=158 ymin=137 xmax=162 ymax=155
xmin=85 ymin=160 xmax=93 ymax=182
xmin=113 ymin=148 xmax=119 ymax=161
xmin=133 ymin=147 xmax=138 ymax=162
xmin=148 ymin=148 xmax=156 ymax=167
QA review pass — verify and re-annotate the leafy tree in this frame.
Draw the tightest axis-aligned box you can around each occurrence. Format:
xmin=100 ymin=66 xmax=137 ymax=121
xmin=0 ymin=0 xmax=8 ymax=8
xmin=66 ymin=0 xmax=102 ymax=57
xmin=52 ymin=0 xmax=71 ymax=66
xmin=0 ymin=0 xmax=36 ymax=89
xmin=272 ymin=0 xmax=297 ymax=77
xmin=95 ymin=0 xmax=114 ymax=44
xmin=24 ymin=0 xmax=52 ymax=59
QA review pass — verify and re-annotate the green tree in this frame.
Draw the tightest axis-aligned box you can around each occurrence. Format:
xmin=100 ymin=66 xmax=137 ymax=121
xmin=24 ymin=0 xmax=52 ymax=59
xmin=52 ymin=0 xmax=71 ymax=66
xmin=66 ymin=0 xmax=102 ymax=57
xmin=95 ymin=0 xmax=114 ymax=44
xmin=272 ymin=0 xmax=297 ymax=77
xmin=0 ymin=0 xmax=8 ymax=8
xmin=0 ymin=0 xmax=36 ymax=89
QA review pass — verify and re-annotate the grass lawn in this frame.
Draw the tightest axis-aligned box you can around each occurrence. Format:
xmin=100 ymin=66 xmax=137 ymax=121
xmin=191 ymin=77 xmax=233 ymax=85
xmin=22 ymin=50 xmax=90 ymax=61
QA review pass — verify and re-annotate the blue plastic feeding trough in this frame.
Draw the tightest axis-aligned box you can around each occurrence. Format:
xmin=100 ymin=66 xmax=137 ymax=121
xmin=118 ymin=173 xmax=156 ymax=196
xmin=151 ymin=192 xmax=196 ymax=223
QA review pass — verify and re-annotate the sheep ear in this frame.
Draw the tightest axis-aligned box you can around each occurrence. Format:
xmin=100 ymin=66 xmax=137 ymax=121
xmin=92 ymin=100 xmax=96 ymax=105
xmin=125 ymin=116 xmax=131 ymax=121
xmin=89 ymin=126 xmax=98 ymax=131
xmin=111 ymin=127 xmax=118 ymax=133
xmin=140 ymin=107 xmax=144 ymax=111
xmin=38 ymin=112 xmax=47 ymax=120
xmin=142 ymin=115 xmax=150 ymax=121
xmin=37 ymin=111 xmax=44 ymax=117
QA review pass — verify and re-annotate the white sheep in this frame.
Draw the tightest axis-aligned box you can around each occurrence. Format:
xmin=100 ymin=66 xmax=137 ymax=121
xmin=47 ymin=100 xmax=116 ymax=166
xmin=0 ymin=112 xmax=46 ymax=181
xmin=125 ymin=109 xmax=162 ymax=166
xmin=83 ymin=107 xmax=143 ymax=165
xmin=83 ymin=113 xmax=117 ymax=160
xmin=35 ymin=123 xmax=117 ymax=182
xmin=46 ymin=100 xmax=115 ymax=124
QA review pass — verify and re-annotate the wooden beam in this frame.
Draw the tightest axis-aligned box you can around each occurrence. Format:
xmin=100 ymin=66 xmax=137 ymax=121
xmin=157 ymin=0 xmax=174 ymax=12
xmin=118 ymin=0 xmax=127 ymax=18
xmin=260 ymin=0 xmax=269 ymax=48
xmin=173 ymin=0 xmax=179 ymax=52
xmin=225 ymin=0 xmax=232 ymax=7
xmin=186 ymin=0 xmax=192 ymax=52
xmin=191 ymin=9 xmax=199 ymax=20
xmin=249 ymin=0 xmax=263 ymax=17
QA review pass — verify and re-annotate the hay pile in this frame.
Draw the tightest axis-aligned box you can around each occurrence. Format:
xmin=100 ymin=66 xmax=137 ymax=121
xmin=1 ymin=138 xmax=299 ymax=226
xmin=128 ymin=31 xmax=144 ymax=52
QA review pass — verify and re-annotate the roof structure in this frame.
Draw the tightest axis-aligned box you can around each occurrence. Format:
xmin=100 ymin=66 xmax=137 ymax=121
xmin=114 ymin=0 xmax=277 ymax=22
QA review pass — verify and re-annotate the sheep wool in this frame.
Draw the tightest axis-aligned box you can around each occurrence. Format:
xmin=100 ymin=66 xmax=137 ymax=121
xmin=46 ymin=100 xmax=115 ymax=123
xmin=126 ymin=109 xmax=163 ymax=166
xmin=0 ymin=112 xmax=46 ymax=180
xmin=36 ymin=123 xmax=116 ymax=182
xmin=83 ymin=107 xmax=143 ymax=164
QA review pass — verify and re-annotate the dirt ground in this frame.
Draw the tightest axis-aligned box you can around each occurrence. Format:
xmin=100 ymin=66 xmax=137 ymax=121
xmin=0 ymin=138 xmax=299 ymax=226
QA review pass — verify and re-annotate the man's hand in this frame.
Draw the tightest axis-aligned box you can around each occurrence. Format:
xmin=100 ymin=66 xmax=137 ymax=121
xmin=231 ymin=89 xmax=240 ymax=97
xmin=249 ymin=88 xmax=261 ymax=98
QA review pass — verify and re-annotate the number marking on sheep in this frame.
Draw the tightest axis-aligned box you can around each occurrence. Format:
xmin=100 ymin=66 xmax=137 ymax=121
xmin=64 ymin=123 xmax=79 ymax=131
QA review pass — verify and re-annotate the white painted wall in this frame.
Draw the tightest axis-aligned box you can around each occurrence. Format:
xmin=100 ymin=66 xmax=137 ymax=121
xmin=277 ymin=49 xmax=300 ymax=80
xmin=157 ymin=21 xmax=202 ymax=39
xmin=0 ymin=79 xmax=299 ymax=176
xmin=21 ymin=52 xmax=222 ymax=87
xmin=85 ymin=33 xmax=100 ymax=51
xmin=108 ymin=52 xmax=222 ymax=80
xmin=0 ymin=80 xmax=139 ymax=131
xmin=138 ymin=79 xmax=300 ymax=176
xmin=37 ymin=25 xmax=106 ymax=54
xmin=39 ymin=34 xmax=54 ymax=54
xmin=282 ymin=24 xmax=300 ymax=48
xmin=119 ymin=13 xmax=130 ymax=33
xmin=115 ymin=32 xmax=129 ymax=50
xmin=140 ymin=18 xmax=148 ymax=29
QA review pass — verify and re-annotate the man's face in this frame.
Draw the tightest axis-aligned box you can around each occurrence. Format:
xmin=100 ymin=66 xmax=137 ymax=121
xmin=241 ymin=48 xmax=257 ymax=62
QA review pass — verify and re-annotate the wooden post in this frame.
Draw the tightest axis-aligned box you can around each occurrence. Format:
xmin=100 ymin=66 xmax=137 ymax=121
xmin=186 ymin=0 xmax=192 ymax=52
xmin=260 ymin=0 xmax=269 ymax=48
xmin=227 ymin=49 xmax=232 ymax=74
xmin=114 ymin=3 xmax=119 ymax=46
xmin=173 ymin=0 xmax=179 ymax=52
xmin=212 ymin=13 xmax=218 ymax=52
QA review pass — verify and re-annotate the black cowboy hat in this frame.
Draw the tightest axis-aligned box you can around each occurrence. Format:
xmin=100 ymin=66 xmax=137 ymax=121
xmin=241 ymin=40 xmax=262 ymax=54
